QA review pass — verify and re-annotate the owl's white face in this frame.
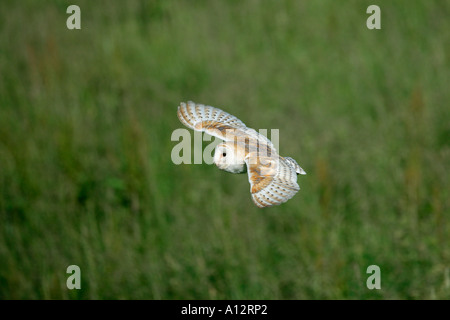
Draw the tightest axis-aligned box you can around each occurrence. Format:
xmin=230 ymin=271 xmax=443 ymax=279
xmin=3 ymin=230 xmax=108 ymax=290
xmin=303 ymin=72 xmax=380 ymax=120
xmin=213 ymin=143 xmax=246 ymax=174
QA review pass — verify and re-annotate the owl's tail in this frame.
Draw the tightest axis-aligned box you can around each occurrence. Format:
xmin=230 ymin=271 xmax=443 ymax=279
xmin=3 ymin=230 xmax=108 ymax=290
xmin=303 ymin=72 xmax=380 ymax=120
xmin=284 ymin=157 xmax=306 ymax=175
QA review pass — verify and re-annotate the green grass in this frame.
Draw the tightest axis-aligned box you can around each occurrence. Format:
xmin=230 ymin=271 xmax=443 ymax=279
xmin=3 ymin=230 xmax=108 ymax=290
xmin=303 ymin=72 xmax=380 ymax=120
xmin=0 ymin=0 xmax=449 ymax=299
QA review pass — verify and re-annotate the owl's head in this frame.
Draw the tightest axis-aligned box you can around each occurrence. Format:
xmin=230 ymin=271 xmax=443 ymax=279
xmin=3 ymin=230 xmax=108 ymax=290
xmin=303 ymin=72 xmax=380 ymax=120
xmin=213 ymin=143 xmax=246 ymax=174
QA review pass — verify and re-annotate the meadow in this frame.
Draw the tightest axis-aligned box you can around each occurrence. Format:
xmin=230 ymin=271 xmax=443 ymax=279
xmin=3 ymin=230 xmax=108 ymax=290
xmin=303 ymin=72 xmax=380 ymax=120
xmin=0 ymin=0 xmax=449 ymax=299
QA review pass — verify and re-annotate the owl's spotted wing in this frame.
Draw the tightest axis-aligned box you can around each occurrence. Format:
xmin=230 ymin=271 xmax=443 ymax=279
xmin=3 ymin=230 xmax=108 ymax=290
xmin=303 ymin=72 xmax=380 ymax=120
xmin=178 ymin=101 xmax=248 ymax=141
xmin=245 ymin=153 xmax=300 ymax=208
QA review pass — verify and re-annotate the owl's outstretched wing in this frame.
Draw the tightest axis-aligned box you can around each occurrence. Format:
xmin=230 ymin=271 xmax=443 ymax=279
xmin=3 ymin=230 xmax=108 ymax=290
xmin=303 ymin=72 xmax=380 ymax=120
xmin=177 ymin=101 xmax=248 ymax=141
xmin=177 ymin=102 xmax=276 ymax=151
xmin=245 ymin=153 xmax=300 ymax=208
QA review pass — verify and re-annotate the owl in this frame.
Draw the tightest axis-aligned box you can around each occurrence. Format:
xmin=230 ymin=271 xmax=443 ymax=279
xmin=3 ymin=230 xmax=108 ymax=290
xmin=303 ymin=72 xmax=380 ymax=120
xmin=177 ymin=101 xmax=306 ymax=208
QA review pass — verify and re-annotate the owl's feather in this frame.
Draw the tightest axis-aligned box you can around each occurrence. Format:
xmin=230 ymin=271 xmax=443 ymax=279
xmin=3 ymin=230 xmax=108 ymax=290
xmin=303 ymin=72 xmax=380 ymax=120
xmin=245 ymin=154 xmax=300 ymax=208
xmin=177 ymin=101 xmax=276 ymax=150
xmin=178 ymin=101 xmax=247 ymax=140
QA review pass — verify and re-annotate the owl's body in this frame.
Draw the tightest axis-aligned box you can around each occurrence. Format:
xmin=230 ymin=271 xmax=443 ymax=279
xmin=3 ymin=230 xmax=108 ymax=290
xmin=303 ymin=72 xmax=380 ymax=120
xmin=177 ymin=101 xmax=306 ymax=208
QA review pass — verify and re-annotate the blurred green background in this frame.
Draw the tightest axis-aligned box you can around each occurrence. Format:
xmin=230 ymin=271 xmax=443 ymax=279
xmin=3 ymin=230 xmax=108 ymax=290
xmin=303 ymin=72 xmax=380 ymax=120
xmin=0 ymin=0 xmax=449 ymax=299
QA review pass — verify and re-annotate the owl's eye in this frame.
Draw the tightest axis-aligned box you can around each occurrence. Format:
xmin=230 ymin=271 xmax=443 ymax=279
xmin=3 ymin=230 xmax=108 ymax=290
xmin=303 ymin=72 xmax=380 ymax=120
xmin=222 ymin=152 xmax=227 ymax=157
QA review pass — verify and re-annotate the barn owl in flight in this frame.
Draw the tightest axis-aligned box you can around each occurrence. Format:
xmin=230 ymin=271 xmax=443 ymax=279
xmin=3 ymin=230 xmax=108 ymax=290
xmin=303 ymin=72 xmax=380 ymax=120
xmin=177 ymin=101 xmax=306 ymax=208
